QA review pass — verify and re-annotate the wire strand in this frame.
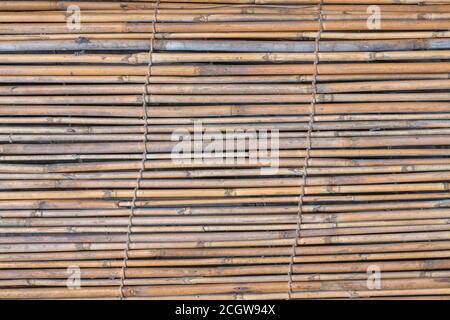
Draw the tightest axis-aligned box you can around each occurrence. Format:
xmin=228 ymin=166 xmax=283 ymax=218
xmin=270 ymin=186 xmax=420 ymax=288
xmin=286 ymin=0 xmax=324 ymax=300
xmin=118 ymin=0 xmax=160 ymax=300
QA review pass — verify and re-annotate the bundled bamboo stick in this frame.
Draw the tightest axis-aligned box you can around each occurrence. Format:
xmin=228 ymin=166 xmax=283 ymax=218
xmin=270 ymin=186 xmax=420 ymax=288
xmin=1 ymin=0 xmax=450 ymax=300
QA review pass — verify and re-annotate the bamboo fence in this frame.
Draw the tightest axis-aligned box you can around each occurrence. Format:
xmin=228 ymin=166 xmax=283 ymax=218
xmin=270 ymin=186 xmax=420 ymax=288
xmin=1 ymin=0 xmax=450 ymax=300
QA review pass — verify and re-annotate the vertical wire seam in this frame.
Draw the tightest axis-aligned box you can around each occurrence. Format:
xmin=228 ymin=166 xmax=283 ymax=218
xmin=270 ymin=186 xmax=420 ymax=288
xmin=286 ymin=0 xmax=324 ymax=300
xmin=118 ymin=0 xmax=160 ymax=300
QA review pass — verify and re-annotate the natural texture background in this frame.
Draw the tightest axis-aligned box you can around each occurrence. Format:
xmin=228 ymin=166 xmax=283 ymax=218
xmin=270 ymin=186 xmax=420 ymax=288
xmin=0 ymin=0 xmax=450 ymax=299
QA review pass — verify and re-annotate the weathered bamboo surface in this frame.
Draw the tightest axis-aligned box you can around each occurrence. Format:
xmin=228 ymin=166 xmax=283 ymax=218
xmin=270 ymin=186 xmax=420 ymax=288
xmin=1 ymin=0 xmax=450 ymax=300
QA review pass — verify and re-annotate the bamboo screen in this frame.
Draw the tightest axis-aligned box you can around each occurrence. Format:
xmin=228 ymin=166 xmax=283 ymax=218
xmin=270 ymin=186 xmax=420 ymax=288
xmin=1 ymin=0 xmax=450 ymax=299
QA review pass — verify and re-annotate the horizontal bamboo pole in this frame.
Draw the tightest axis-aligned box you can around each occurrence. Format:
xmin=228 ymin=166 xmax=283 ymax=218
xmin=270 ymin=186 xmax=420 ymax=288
xmin=2 ymin=20 xmax=450 ymax=35
xmin=2 ymin=102 xmax=450 ymax=117
xmin=2 ymin=51 xmax=449 ymax=64
xmin=1 ymin=39 xmax=449 ymax=52
xmin=1 ymin=80 xmax=449 ymax=95
xmin=1 ymin=31 xmax=449 ymax=41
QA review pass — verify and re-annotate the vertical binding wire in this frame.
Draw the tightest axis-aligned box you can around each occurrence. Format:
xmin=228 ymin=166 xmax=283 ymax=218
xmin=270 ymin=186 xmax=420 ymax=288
xmin=118 ymin=0 xmax=160 ymax=300
xmin=286 ymin=0 xmax=324 ymax=299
